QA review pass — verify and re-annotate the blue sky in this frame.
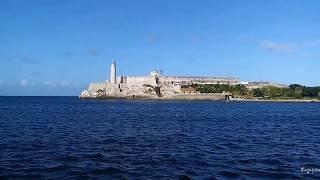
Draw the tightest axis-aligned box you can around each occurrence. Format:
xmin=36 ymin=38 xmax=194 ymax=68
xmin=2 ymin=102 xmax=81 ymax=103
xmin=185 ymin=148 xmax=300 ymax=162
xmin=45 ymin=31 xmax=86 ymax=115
xmin=1 ymin=0 xmax=320 ymax=95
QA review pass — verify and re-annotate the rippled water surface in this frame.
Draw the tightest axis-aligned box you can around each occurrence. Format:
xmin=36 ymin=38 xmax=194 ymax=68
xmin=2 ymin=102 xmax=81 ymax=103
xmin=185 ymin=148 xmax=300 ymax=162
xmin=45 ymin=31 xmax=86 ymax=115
xmin=1 ymin=97 xmax=320 ymax=179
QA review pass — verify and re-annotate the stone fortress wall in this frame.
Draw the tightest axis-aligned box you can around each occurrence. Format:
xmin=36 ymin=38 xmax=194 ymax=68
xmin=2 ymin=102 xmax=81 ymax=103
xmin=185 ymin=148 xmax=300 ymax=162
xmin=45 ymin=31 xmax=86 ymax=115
xmin=111 ymin=75 xmax=239 ymax=87
xmin=84 ymin=74 xmax=240 ymax=98
xmin=80 ymin=60 xmax=286 ymax=99
xmin=158 ymin=76 xmax=240 ymax=86
xmin=125 ymin=76 xmax=158 ymax=86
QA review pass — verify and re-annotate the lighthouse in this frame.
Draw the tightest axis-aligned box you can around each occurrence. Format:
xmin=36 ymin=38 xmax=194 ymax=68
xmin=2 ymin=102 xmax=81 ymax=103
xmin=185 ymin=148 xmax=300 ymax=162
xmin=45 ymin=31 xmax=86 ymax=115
xmin=110 ymin=59 xmax=116 ymax=84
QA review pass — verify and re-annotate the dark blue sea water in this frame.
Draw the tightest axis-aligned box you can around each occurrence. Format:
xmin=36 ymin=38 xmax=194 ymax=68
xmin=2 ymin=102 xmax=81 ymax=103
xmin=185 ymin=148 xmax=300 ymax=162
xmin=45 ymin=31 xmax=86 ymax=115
xmin=1 ymin=97 xmax=320 ymax=179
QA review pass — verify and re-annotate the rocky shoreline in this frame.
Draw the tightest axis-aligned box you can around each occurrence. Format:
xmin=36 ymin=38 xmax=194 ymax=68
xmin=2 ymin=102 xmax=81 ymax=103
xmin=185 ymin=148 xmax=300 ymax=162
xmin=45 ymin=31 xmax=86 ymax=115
xmin=79 ymin=94 xmax=227 ymax=101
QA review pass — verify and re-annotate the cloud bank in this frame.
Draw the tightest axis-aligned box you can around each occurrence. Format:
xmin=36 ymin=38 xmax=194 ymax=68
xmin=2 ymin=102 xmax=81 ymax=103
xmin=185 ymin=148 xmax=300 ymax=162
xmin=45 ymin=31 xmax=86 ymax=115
xmin=43 ymin=80 xmax=79 ymax=87
xmin=261 ymin=42 xmax=296 ymax=53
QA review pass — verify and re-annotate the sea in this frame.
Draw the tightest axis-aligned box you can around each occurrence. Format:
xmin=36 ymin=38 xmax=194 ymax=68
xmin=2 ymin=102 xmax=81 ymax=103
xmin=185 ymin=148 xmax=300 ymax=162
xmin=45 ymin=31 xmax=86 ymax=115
xmin=0 ymin=96 xmax=320 ymax=179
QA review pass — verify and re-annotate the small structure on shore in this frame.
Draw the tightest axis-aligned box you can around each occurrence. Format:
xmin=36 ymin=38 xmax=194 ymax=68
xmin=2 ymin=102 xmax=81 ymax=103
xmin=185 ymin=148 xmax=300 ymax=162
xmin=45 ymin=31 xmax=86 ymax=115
xmin=223 ymin=91 xmax=233 ymax=101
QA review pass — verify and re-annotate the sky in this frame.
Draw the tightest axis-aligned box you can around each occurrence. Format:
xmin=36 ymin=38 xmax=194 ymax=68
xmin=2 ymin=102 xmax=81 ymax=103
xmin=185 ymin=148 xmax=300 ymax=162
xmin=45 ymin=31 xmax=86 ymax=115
xmin=1 ymin=0 xmax=320 ymax=96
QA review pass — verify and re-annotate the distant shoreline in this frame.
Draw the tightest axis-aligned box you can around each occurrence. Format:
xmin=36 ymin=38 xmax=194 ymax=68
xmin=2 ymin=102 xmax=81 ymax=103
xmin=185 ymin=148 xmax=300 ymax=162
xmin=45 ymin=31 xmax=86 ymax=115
xmin=230 ymin=98 xmax=320 ymax=103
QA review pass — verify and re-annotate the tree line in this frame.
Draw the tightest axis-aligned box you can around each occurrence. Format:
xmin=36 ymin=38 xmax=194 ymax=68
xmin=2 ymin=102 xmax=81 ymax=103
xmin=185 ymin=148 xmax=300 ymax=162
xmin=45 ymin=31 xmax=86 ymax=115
xmin=184 ymin=84 xmax=320 ymax=99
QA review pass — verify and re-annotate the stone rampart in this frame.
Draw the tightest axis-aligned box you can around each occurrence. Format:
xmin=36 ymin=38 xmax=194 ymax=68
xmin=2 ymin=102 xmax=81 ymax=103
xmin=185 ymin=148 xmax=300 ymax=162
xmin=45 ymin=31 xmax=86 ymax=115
xmin=158 ymin=76 xmax=239 ymax=85
xmin=126 ymin=76 xmax=157 ymax=86
xmin=88 ymin=82 xmax=119 ymax=91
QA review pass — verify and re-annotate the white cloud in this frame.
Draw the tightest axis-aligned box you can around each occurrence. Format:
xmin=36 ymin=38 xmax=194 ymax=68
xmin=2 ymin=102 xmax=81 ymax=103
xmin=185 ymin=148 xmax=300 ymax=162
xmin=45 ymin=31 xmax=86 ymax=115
xmin=20 ymin=79 xmax=28 ymax=86
xmin=261 ymin=41 xmax=296 ymax=53
xmin=43 ymin=81 xmax=58 ymax=86
xmin=43 ymin=81 xmax=78 ymax=87
xmin=59 ymin=81 xmax=71 ymax=87
xmin=260 ymin=40 xmax=320 ymax=56
xmin=303 ymin=40 xmax=320 ymax=47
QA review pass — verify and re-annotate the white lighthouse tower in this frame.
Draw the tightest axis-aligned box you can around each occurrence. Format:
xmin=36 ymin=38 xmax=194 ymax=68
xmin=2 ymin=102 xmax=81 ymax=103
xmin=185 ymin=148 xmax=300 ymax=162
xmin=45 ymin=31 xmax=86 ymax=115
xmin=110 ymin=59 xmax=116 ymax=84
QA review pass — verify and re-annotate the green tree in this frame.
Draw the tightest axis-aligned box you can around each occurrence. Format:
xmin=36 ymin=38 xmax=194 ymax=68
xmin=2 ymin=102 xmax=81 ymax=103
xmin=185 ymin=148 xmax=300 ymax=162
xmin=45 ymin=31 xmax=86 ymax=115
xmin=253 ymin=88 xmax=264 ymax=97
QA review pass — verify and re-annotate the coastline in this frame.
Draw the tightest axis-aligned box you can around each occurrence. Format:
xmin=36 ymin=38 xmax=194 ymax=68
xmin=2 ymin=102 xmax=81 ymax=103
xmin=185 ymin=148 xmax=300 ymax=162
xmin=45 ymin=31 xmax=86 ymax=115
xmin=230 ymin=98 xmax=320 ymax=103
xmin=80 ymin=94 xmax=320 ymax=102
xmin=80 ymin=94 xmax=225 ymax=101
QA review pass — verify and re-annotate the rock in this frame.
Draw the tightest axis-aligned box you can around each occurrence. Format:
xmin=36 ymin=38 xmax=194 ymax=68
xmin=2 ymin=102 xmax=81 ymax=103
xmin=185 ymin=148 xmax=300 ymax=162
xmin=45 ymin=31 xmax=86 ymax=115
xmin=79 ymin=82 xmax=161 ymax=99
xmin=80 ymin=90 xmax=90 ymax=98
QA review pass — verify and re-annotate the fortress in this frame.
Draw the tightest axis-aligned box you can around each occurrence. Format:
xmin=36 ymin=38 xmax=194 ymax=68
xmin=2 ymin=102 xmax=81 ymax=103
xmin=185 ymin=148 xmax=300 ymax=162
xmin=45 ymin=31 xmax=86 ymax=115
xmin=80 ymin=60 xmax=240 ymax=99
